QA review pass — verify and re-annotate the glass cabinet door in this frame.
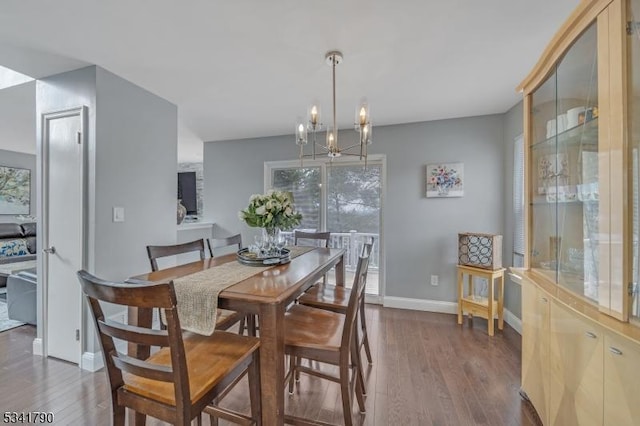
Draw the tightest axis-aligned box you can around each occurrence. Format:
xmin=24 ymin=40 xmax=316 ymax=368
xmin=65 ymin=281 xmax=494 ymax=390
xmin=530 ymin=73 xmax=559 ymax=283
xmin=530 ymin=23 xmax=599 ymax=302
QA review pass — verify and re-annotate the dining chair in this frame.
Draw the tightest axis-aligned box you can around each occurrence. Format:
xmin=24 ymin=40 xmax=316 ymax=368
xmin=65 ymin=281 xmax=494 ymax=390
xmin=283 ymin=250 xmax=370 ymax=426
xmin=77 ymin=270 xmax=261 ymax=426
xmin=146 ymin=239 xmax=242 ymax=331
xmin=207 ymin=233 xmax=242 ymax=257
xmin=146 ymin=239 xmax=206 ymax=272
xmin=294 ymin=230 xmax=331 ymax=285
xmin=207 ymin=234 xmax=256 ymax=336
xmin=297 ymin=239 xmax=375 ymax=371
xmin=293 ymin=230 xmax=331 ymax=247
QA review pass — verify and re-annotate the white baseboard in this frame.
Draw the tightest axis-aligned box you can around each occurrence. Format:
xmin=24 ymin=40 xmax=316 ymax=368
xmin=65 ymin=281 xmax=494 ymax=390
xmin=504 ymin=308 xmax=522 ymax=335
xmin=383 ymin=296 xmax=457 ymax=314
xmin=382 ymin=296 xmax=522 ymax=335
xmin=81 ymin=351 xmax=104 ymax=372
xmin=32 ymin=338 xmax=43 ymax=356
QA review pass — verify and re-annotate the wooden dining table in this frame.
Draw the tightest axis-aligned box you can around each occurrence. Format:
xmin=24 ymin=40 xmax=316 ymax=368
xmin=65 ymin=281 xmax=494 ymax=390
xmin=127 ymin=247 xmax=346 ymax=426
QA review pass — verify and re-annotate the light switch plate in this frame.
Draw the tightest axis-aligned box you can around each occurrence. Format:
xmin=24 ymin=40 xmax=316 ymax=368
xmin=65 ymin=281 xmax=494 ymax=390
xmin=113 ymin=207 xmax=125 ymax=222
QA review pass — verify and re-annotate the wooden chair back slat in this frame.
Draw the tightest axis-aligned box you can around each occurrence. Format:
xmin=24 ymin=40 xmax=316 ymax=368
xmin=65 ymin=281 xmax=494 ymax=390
xmin=99 ymin=319 xmax=170 ymax=348
xmin=294 ymin=230 xmax=331 ymax=247
xmin=147 ymin=239 xmax=205 ymax=271
xmin=207 ymin=234 xmax=242 ymax=257
xmin=79 ymin=272 xmax=174 ymax=309
xmin=112 ymin=353 xmax=175 ymax=382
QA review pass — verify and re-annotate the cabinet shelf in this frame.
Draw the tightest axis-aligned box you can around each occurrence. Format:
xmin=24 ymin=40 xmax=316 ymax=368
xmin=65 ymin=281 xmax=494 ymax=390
xmin=531 ymin=117 xmax=598 ymax=150
xmin=530 ymin=200 xmax=583 ymax=206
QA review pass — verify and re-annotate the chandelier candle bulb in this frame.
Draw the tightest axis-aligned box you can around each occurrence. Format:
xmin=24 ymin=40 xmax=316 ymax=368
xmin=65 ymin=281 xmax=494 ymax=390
xmin=309 ymin=105 xmax=319 ymax=127
xmin=357 ymin=104 xmax=369 ymax=126
xmin=296 ymin=123 xmax=307 ymax=145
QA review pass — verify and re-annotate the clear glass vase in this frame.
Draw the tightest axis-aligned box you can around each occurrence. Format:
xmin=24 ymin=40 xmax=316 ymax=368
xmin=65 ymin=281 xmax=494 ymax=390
xmin=261 ymin=227 xmax=280 ymax=256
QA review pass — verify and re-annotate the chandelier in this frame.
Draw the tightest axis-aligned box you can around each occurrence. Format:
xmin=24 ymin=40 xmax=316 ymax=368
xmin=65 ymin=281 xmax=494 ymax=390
xmin=295 ymin=51 xmax=372 ymax=164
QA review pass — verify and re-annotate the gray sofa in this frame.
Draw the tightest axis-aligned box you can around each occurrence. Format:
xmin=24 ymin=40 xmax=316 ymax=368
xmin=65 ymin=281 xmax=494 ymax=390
xmin=7 ymin=269 xmax=37 ymax=325
xmin=0 ymin=222 xmax=36 ymax=287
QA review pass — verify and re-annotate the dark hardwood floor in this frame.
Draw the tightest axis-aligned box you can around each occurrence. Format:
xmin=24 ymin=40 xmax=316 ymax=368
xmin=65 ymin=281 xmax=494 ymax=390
xmin=0 ymin=306 xmax=538 ymax=425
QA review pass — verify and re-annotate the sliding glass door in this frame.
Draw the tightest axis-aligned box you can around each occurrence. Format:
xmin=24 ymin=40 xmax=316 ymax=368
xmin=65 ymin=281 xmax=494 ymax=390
xmin=266 ymin=157 xmax=384 ymax=299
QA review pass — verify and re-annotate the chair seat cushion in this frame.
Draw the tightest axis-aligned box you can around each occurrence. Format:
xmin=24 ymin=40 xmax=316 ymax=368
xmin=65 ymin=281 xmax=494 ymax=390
xmin=123 ymin=331 xmax=259 ymax=406
xmin=298 ymin=284 xmax=350 ymax=313
xmin=284 ymin=304 xmax=344 ymax=352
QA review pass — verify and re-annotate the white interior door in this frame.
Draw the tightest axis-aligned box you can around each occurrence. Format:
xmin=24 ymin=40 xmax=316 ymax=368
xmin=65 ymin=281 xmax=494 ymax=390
xmin=43 ymin=107 xmax=85 ymax=364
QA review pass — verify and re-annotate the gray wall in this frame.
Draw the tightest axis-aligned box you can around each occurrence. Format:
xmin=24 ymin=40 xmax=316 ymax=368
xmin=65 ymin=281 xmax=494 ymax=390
xmin=37 ymin=66 xmax=178 ymax=354
xmin=0 ymin=80 xmax=37 ymax=223
xmin=94 ymin=67 xmax=177 ymax=282
xmin=503 ymin=101 xmax=524 ymax=318
xmin=0 ymin=80 xmax=36 ymax=155
xmin=204 ymin=114 xmax=506 ymax=307
xmin=0 ymin=149 xmax=36 ymax=222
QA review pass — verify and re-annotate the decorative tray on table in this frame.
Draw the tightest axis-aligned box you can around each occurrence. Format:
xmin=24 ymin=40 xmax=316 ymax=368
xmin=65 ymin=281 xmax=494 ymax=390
xmin=236 ymin=248 xmax=291 ymax=266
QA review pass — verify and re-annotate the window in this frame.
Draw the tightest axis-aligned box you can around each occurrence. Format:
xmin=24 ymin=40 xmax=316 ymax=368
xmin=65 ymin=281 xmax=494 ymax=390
xmin=265 ymin=157 xmax=385 ymax=299
xmin=513 ymin=134 xmax=525 ymax=267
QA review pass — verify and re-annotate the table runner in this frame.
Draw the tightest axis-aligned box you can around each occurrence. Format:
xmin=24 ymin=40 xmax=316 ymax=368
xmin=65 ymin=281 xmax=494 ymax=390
xmin=164 ymin=246 xmax=315 ymax=335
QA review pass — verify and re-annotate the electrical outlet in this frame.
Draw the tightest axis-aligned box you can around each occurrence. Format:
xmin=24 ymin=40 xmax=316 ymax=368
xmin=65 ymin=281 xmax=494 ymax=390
xmin=430 ymin=275 xmax=439 ymax=286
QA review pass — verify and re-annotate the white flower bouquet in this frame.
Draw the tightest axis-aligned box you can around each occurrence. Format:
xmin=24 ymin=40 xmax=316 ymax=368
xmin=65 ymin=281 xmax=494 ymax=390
xmin=238 ymin=190 xmax=302 ymax=230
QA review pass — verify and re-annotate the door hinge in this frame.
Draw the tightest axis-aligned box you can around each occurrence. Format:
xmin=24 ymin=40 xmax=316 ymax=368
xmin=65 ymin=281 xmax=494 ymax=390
xmin=627 ymin=21 xmax=639 ymax=35
xmin=76 ymin=131 xmax=82 ymax=145
xmin=629 ymin=282 xmax=637 ymax=296
xmin=75 ymin=329 xmax=80 ymax=341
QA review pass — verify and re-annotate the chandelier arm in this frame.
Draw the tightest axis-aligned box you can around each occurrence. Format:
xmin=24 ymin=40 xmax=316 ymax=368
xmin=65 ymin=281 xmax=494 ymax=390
xmin=337 ymin=152 xmax=365 ymax=157
xmin=339 ymin=142 xmax=363 ymax=152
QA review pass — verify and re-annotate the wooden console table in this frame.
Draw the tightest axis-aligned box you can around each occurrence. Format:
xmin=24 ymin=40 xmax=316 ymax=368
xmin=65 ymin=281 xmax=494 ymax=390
xmin=456 ymin=264 xmax=505 ymax=336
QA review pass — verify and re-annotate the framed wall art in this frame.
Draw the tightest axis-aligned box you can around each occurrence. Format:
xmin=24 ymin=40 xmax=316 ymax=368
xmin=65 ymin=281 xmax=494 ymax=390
xmin=0 ymin=165 xmax=30 ymax=215
xmin=426 ymin=162 xmax=464 ymax=198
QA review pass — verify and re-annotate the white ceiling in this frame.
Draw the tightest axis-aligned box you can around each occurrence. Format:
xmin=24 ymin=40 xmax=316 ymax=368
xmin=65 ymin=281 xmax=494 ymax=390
xmin=0 ymin=0 xmax=579 ymax=161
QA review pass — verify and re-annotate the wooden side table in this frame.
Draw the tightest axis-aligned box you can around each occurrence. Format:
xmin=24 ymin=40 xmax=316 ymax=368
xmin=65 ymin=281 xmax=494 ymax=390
xmin=457 ymin=264 xmax=506 ymax=336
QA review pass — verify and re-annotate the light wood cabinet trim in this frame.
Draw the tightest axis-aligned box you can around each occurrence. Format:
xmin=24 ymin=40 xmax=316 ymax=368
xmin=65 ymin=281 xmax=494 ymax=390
xmin=607 ymin=0 xmax=629 ymax=320
xmin=517 ymin=0 xmax=613 ymax=94
xmin=521 ymin=270 xmax=640 ymax=345
xmin=523 ymin=95 xmax=532 ymax=270
xmin=598 ymin=8 xmax=615 ymax=315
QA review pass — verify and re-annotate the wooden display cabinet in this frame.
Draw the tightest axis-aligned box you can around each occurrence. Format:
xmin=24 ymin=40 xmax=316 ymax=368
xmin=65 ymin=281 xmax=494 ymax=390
xmin=517 ymin=0 xmax=640 ymax=424
xmin=520 ymin=0 xmax=640 ymax=322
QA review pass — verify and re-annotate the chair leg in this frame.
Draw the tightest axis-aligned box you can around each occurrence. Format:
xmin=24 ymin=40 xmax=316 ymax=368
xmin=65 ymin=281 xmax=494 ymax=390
xmin=351 ymin=337 xmax=367 ymax=403
xmin=248 ymin=351 xmax=262 ymax=423
xmin=339 ymin=363 xmax=354 ymax=426
xmin=238 ymin=316 xmax=246 ymax=335
xmin=113 ymin=404 xmax=125 ymax=426
xmin=134 ymin=412 xmax=146 ymax=426
xmin=248 ymin=315 xmax=258 ymax=337
xmin=295 ymin=356 xmax=302 ymax=382
xmin=288 ymin=354 xmax=296 ymax=394
xmin=209 ymin=413 xmax=218 ymax=426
